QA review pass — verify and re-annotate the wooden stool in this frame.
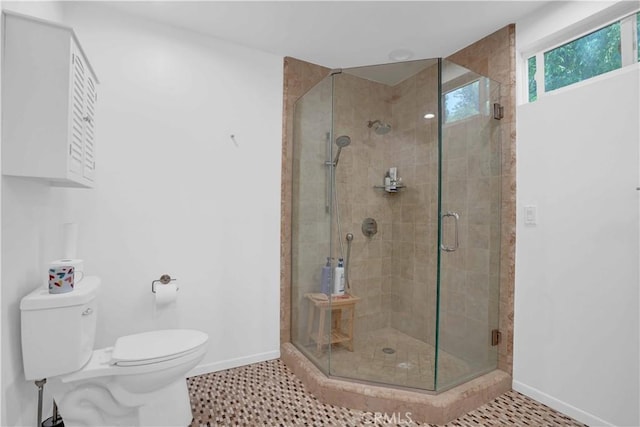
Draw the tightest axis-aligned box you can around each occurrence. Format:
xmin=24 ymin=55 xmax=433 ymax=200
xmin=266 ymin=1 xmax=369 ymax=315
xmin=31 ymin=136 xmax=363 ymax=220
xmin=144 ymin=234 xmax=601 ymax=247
xmin=306 ymin=293 xmax=360 ymax=353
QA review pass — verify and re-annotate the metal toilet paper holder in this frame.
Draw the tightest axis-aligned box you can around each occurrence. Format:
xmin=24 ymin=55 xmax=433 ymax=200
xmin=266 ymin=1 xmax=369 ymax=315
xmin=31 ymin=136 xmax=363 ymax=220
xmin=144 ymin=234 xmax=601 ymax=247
xmin=152 ymin=274 xmax=179 ymax=293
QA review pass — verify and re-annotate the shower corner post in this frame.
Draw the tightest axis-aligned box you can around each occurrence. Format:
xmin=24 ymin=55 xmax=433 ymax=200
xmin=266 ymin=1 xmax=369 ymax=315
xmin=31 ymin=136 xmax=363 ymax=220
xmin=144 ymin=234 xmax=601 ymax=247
xmin=433 ymin=57 xmax=444 ymax=391
xmin=281 ymin=58 xmax=295 ymax=346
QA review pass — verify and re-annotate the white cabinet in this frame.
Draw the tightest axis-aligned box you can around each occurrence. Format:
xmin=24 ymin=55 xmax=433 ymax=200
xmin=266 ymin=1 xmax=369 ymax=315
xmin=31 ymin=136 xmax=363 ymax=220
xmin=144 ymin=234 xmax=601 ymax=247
xmin=2 ymin=12 xmax=99 ymax=188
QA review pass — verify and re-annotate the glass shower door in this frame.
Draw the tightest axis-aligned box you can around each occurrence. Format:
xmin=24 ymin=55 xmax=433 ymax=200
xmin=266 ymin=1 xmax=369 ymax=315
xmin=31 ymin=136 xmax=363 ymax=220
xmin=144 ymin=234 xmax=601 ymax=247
xmin=436 ymin=60 xmax=502 ymax=390
xmin=326 ymin=61 xmax=441 ymax=391
xmin=290 ymin=75 xmax=335 ymax=374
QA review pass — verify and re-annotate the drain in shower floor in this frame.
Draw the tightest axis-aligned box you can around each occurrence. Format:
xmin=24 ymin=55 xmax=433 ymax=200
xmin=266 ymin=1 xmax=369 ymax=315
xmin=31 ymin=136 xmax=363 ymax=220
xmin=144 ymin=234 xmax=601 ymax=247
xmin=382 ymin=347 xmax=396 ymax=354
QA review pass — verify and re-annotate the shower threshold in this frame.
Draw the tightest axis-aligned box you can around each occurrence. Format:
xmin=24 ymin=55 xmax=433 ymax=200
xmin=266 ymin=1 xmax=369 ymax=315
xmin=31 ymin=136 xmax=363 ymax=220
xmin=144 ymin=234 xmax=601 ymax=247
xmin=281 ymin=342 xmax=511 ymax=424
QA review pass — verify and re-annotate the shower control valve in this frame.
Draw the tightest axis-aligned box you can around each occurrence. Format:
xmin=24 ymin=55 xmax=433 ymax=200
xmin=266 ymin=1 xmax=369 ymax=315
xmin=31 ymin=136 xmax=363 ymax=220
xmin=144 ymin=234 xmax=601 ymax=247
xmin=362 ymin=218 xmax=378 ymax=238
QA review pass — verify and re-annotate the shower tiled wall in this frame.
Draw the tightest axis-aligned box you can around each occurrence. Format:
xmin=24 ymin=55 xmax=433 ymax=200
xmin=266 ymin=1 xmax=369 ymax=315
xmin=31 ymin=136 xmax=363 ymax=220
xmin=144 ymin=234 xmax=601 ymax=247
xmin=331 ymin=67 xmax=441 ymax=345
xmin=290 ymin=66 xmax=442 ymax=346
xmin=386 ymin=65 xmax=440 ymax=344
xmin=332 ymin=74 xmax=394 ymax=341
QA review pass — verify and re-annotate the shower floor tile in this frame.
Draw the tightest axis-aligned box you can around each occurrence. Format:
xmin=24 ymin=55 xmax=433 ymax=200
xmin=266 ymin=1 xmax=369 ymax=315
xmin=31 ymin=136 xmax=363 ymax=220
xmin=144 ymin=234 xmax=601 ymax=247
xmin=297 ymin=327 xmax=470 ymax=390
xmin=187 ymin=358 xmax=585 ymax=426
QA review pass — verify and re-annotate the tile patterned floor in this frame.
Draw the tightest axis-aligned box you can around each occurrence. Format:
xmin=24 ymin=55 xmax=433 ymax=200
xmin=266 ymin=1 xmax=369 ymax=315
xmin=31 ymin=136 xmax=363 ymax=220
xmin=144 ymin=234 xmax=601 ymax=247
xmin=188 ymin=359 xmax=585 ymax=427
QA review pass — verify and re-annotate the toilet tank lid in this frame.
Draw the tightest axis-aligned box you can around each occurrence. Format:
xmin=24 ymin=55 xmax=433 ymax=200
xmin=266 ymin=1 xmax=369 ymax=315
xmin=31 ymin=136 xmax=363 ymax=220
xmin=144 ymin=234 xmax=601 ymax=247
xmin=111 ymin=329 xmax=209 ymax=363
xmin=20 ymin=276 xmax=100 ymax=311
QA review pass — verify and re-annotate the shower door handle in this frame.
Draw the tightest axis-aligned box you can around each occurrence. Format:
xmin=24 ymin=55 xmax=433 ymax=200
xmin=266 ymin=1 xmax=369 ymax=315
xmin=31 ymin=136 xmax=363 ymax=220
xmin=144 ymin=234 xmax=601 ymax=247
xmin=440 ymin=211 xmax=459 ymax=252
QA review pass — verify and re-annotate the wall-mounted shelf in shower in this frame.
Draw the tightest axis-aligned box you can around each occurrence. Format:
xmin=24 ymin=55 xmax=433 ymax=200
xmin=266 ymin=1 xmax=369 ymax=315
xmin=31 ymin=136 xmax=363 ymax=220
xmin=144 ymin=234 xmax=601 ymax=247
xmin=373 ymin=184 xmax=406 ymax=193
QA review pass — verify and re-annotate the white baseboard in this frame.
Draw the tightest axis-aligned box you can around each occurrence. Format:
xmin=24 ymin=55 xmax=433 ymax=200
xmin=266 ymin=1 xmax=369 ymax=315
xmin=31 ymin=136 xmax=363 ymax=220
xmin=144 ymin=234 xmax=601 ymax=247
xmin=187 ymin=350 xmax=281 ymax=377
xmin=512 ymin=380 xmax=612 ymax=427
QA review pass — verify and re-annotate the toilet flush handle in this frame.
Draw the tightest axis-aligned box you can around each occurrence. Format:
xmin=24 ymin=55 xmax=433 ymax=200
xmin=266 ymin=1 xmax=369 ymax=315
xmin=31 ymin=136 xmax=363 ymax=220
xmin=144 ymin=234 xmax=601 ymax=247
xmin=82 ymin=308 xmax=93 ymax=316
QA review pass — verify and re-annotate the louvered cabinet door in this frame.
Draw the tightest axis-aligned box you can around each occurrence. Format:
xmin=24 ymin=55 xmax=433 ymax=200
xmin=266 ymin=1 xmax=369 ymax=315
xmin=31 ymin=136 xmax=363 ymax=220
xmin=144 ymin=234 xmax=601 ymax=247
xmin=2 ymin=12 xmax=98 ymax=187
xmin=69 ymin=44 xmax=86 ymax=178
xmin=83 ymin=74 xmax=97 ymax=181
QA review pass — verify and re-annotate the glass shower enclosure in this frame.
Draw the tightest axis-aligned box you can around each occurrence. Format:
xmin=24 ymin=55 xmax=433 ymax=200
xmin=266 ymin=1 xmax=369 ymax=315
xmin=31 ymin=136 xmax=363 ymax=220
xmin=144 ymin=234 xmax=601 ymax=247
xmin=291 ymin=58 xmax=502 ymax=392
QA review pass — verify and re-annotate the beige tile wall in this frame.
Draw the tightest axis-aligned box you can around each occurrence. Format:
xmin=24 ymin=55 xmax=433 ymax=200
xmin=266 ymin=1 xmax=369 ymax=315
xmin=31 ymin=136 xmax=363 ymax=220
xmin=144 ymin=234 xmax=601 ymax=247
xmin=387 ymin=64 xmax=439 ymax=345
xmin=332 ymin=74 xmax=394 ymax=340
xmin=295 ymin=66 xmax=442 ymax=346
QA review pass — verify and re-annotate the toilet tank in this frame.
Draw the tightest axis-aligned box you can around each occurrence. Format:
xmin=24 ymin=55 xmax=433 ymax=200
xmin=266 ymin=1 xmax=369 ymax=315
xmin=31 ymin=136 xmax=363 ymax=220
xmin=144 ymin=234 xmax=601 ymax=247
xmin=20 ymin=276 xmax=100 ymax=380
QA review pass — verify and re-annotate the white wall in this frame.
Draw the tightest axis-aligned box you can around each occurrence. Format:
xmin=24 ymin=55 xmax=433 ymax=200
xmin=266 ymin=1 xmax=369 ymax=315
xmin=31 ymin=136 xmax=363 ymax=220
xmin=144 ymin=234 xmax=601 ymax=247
xmin=1 ymin=4 xmax=69 ymax=425
xmin=514 ymin=3 xmax=640 ymax=424
xmin=1 ymin=2 xmax=283 ymax=426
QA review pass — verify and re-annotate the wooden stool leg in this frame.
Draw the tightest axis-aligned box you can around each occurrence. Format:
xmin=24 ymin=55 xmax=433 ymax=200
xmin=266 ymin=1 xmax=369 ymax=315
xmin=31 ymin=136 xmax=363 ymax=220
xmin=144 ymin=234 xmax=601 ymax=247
xmin=306 ymin=300 xmax=315 ymax=346
xmin=317 ymin=308 xmax=326 ymax=353
xmin=332 ymin=309 xmax=343 ymax=333
xmin=346 ymin=305 xmax=355 ymax=351
xmin=332 ymin=309 xmax=342 ymax=350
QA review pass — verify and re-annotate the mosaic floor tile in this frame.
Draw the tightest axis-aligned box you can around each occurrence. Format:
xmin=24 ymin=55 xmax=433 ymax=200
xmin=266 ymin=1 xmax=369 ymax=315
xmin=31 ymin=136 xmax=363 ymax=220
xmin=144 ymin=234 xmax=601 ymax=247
xmin=188 ymin=359 xmax=585 ymax=427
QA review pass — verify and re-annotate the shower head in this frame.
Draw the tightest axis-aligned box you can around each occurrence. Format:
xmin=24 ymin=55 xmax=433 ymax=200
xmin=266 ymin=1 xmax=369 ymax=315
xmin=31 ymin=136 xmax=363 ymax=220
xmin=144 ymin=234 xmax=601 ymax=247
xmin=335 ymin=135 xmax=351 ymax=148
xmin=367 ymin=120 xmax=392 ymax=135
xmin=333 ymin=135 xmax=351 ymax=167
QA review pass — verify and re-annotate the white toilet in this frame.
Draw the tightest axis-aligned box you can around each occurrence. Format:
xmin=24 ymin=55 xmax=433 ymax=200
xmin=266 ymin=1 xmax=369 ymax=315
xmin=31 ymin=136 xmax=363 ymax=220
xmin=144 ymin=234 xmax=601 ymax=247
xmin=20 ymin=276 xmax=208 ymax=426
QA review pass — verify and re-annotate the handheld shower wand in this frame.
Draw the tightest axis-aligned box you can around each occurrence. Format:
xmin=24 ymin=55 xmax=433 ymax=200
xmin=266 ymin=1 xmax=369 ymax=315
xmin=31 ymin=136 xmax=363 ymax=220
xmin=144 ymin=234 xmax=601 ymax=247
xmin=345 ymin=233 xmax=353 ymax=293
xmin=333 ymin=135 xmax=351 ymax=166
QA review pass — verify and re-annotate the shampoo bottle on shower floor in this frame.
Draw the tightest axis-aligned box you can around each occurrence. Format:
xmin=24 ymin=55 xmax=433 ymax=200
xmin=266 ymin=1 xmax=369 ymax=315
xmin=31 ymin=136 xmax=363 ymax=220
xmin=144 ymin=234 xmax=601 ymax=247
xmin=321 ymin=257 xmax=332 ymax=295
xmin=333 ymin=258 xmax=345 ymax=296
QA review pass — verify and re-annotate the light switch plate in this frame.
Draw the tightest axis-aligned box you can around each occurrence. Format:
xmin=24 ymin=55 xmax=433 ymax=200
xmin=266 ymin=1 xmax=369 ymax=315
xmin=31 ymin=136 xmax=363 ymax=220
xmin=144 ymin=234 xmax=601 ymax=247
xmin=524 ymin=205 xmax=537 ymax=226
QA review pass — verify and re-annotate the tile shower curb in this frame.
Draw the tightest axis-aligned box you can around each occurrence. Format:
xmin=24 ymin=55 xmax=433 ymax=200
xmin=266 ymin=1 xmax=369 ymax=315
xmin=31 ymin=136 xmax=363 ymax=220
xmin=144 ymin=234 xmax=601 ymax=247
xmin=281 ymin=342 xmax=512 ymax=425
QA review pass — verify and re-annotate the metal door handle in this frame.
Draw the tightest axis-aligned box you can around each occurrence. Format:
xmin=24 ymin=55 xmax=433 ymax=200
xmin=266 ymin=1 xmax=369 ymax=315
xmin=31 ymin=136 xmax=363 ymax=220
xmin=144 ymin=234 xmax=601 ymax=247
xmin=441 ymin=211 xmax=459 ymax=252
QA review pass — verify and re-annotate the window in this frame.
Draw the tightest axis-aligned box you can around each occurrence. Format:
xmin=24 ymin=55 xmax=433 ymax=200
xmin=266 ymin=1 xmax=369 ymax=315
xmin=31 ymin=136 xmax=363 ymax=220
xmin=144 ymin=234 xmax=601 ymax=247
xmin=637 ymin=12 xmax=640 ymax=61
xmin=527 ymin=57 xmax=537 ymax=102
xmin=444 ymin=80 xmax=479 ymax=123
xmin=544 ymin=23 xmax=621 ymax=92
xmin=527 ymin=10 xmax=639 ymax=102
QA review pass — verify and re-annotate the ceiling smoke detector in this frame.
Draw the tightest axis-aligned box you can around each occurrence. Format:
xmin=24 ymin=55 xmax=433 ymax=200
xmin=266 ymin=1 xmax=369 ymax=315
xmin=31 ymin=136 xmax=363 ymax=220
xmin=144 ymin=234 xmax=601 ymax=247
xmin=388 ymin=49 xmax=414 ymax=62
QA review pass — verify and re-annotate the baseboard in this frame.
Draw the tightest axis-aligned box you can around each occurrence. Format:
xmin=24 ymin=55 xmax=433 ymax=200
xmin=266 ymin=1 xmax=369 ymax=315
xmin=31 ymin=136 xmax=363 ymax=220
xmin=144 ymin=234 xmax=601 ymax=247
xmin=187 ymin=350 xmax=281 ymax=377
xmin=512 ymin=380 xmax=612 ymax=427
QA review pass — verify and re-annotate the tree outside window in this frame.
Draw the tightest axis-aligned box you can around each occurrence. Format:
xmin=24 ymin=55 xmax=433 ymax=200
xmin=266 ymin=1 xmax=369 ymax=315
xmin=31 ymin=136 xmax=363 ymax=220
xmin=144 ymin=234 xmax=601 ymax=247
xmin=544 ymin=23 xmax=621 ymax=93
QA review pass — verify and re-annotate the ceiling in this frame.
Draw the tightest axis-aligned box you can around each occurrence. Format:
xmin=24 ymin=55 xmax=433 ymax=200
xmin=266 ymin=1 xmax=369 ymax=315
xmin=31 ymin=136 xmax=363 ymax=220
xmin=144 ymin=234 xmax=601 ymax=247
xmin=104 ymin=1 xmax=552 ymax=69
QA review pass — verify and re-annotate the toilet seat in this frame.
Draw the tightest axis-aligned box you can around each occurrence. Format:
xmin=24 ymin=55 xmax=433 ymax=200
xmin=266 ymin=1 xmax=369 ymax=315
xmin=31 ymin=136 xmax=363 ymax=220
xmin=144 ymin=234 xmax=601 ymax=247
xmin=112 ymin=329 xmax=208 ymax=366
xmin=59 ymin=329 xmax=208 ymax=383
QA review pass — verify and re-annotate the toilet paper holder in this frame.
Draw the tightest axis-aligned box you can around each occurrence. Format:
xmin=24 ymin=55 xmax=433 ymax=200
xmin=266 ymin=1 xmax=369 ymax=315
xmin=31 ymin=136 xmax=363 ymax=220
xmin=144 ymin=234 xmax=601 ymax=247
xmin=152 ymin=274 xmax=179 ymax=293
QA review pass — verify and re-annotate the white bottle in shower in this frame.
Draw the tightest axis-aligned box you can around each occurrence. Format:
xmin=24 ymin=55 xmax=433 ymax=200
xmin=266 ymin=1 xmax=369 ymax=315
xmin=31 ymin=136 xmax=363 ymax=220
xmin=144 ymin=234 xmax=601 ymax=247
xmin=333 ymin=258 xmax=345 ymax=296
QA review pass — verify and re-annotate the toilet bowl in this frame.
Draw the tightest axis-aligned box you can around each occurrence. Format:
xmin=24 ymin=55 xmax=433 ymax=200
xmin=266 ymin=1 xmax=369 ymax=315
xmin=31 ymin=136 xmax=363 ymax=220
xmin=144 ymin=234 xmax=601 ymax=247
xmin=50 ymin=330 xmax=208 ymax=426
xmin=20 ymin=277 xmax=209 ymax=426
